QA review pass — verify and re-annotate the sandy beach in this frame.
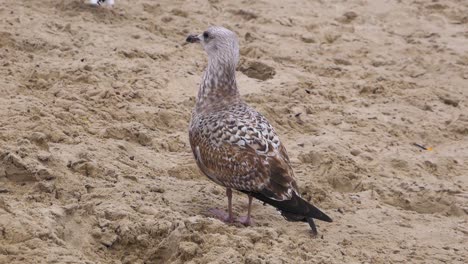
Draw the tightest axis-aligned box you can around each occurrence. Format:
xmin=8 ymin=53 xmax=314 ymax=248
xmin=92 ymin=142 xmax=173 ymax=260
xmin=0 ymin=0 xmax=467 ymax=263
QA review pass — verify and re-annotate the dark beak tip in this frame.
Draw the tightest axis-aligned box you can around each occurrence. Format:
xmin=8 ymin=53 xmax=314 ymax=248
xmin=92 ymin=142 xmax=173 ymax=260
xmin=186 ymin=35 xmax=200 ymax=43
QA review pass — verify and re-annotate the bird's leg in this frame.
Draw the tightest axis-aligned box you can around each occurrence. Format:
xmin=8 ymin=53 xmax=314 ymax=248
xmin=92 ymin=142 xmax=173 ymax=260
xmin=238 ymin=194 xmax=254 ymax=226
xmin=307 ymin=218 xmax=318 ymax=237
xmin=225 ymin=187 xmax=233 ymax=222
xmin=209 ymin=188 xmax=234 ymax=223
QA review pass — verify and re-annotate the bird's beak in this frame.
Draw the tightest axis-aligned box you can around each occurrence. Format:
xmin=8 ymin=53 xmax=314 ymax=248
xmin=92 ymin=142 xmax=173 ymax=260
xmin=186 ymin=34 xmax=201 ymax=43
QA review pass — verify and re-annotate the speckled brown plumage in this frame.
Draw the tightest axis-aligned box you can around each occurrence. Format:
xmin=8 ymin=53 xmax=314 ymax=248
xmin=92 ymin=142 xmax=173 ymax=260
xmin=187 ymin=26 xmax=332 ymax=233
xmin=190 ymin=102 xmax=294 ymax=196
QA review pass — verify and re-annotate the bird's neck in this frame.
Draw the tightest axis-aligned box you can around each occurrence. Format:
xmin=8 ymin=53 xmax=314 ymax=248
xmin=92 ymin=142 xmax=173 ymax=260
xmin=196 ymin=56 xmax=240 ymax=112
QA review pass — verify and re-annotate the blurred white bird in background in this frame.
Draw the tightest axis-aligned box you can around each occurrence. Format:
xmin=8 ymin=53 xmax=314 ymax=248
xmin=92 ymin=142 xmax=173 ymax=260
xmin=89 ymin=0 xmax=114 ymax=7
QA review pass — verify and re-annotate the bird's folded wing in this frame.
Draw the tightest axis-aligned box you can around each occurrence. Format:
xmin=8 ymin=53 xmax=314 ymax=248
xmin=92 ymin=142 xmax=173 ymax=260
xmin=190 ymin=125 xmax=299 ymax=201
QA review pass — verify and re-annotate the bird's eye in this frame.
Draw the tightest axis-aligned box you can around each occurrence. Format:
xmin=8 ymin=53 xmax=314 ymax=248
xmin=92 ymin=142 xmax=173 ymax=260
xmin=203 ymin=31 xmax=210 ymax=39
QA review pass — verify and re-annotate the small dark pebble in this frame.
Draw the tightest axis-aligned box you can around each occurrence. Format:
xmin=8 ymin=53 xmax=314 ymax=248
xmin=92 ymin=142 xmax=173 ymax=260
xmin=129 ymin=156 xmax=135 ymax=160
xmin=150 ymin=187 xmax=165 ymax=193
xmin=441 ymin=97 xmax=459 ymax=107
xmin=343 ymin=11 xmax=358 ymax=21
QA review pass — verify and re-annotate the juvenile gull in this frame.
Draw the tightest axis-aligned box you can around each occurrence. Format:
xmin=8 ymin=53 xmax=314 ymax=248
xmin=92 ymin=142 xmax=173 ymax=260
xmin=186 ymin=26 xmax=332 ymax=234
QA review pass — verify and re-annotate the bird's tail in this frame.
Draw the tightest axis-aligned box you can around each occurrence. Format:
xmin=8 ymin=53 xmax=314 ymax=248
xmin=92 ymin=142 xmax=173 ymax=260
xmin=245 ymin=191 xmax=332 ymax=234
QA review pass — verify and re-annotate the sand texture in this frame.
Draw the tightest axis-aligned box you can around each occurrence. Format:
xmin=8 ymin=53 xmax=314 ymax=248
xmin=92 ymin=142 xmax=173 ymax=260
xmin=1 ymin=0 xmax=467 ymax=263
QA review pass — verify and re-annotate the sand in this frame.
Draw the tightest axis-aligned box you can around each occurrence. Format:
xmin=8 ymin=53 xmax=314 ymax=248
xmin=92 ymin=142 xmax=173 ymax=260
xmin=0 ymin=0 xmax=467 ymax=263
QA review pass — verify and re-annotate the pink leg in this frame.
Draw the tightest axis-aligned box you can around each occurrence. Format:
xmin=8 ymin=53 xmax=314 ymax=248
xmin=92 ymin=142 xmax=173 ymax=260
xmin=226 ymin=188 xmax=233 ymax=221
xmin=238 ymin=195 xmax=254 ymax=226
xmin=209 ymin=188 xmax=234 ymax=223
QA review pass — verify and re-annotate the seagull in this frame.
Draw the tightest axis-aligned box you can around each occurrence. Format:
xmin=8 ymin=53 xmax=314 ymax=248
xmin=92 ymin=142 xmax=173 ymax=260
xmin=89 ymin=0 xmax=114 ymax=7
xmin=186 ymin=26 xmax=332 ymax=234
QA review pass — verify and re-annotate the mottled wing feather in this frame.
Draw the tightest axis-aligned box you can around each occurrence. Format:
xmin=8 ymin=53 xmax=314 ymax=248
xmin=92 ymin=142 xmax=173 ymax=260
xmin=261 ymin=144 xmax=299 ymax=199
xmin=191 ymin=137 xmax=267 ymax=190
xmin=189 ymin=103 xmax=298 ymax=200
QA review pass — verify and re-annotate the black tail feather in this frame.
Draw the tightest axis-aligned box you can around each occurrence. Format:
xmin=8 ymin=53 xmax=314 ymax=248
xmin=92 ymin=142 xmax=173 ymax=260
xmin=243 ymin=190 xmax=333 ymax=223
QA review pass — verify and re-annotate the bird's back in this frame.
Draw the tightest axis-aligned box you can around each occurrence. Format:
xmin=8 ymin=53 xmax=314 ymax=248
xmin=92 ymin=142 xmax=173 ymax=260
xmin=189 ymin=100 xmax=299 ymax=198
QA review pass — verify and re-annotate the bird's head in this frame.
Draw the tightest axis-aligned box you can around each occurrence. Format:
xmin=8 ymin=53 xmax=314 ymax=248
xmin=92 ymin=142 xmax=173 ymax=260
xmin=186 ymin=26 xmax=239 ymax=67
